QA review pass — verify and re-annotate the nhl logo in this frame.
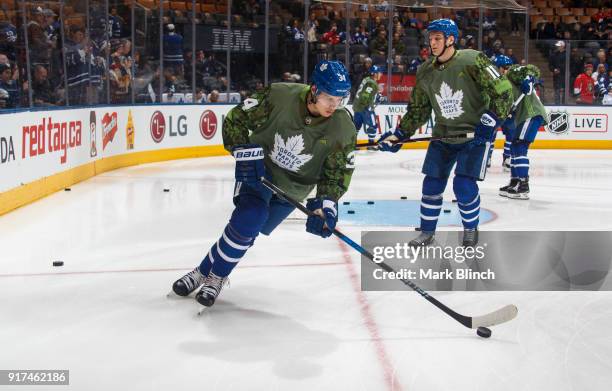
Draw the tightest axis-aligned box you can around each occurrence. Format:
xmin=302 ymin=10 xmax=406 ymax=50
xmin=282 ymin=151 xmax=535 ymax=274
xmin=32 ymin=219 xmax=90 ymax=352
xmin=546 ymin=111 xmax=569 ymax=135
xmin=304 ymin=116 xmax=312 ymax=125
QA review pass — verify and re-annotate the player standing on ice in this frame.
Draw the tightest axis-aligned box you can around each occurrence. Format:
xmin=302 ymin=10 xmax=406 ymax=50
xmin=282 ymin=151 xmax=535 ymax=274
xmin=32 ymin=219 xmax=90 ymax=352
xmin=171 ymin=60 xmax=356 ymax=307
xmin=494 ymin=55 xmax=548 ymax=200
xmin=494 ymin=56 xmax=515 ymax=172
xmin=377 ymin=19 xmax=513 ymax=247
xmin=352 ymin=65 xmax=382 ymax=149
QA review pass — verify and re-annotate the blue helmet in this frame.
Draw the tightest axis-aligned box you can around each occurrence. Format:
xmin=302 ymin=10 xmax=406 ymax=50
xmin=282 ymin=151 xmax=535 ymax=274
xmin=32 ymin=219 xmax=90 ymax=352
xmin=427 ymin=19 xmax=459 ymax=42
xmin=311 ymin=60 xmax=351 ymax=97
xmin=368 ymin=65 xmax=384 ymax=76
xmin=494 ymin=55 xmax=513 ymax=68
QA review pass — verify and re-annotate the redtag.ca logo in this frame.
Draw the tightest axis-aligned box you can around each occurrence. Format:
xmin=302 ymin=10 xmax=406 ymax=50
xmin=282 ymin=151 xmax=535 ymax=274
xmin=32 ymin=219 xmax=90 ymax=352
xmin=22 ymin=117 xmax=82 ymax=164
xmin=150 ymin=111 xmax=166 ymax=143
xmin=102 ymin=112 xmax=118 ymax=150
xmin=199 ymin=110 xmax=217 ymax=140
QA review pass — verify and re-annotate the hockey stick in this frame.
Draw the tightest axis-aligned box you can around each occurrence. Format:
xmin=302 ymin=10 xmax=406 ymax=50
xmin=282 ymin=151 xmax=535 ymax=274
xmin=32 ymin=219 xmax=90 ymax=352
xmin=358 ymin=93 xmax=526 ymax=150
xmin=261 ymin=178 xmax=518 ymax=329
xmin=355 ymin=133 xmax=474 ymax=149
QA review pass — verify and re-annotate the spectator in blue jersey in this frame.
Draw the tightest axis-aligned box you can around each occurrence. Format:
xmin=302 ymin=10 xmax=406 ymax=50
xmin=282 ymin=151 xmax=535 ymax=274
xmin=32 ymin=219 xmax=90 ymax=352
xmin=43 ymin=9 xmax=60 ymax=42
xmin=352 ymin=25 xmax=368 ymax=46
xmin=0 ymin=63 xmax=20 ymax=108
xmin=65 ymin=25 xmax=90 ymax=106
xmin=110 ymin=8 xmax=125 ymax=38
xmin=506 ymin=48 xmax=518 ymax=65
xmin=0 ymin=21 xmax=17 ymax=62
xmin=408 ymin=47 xmax=429 ymax=74
xmin=163 ymin=24 xmax=184 ymax=74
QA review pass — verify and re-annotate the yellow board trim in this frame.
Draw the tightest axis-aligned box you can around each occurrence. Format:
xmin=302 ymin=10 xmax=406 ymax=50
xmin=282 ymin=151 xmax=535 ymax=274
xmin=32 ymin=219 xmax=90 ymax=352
xmin=0 ymin=145 xmax=229 ymax=216
xmin=356 ymin=139 xmax=612 ymax=150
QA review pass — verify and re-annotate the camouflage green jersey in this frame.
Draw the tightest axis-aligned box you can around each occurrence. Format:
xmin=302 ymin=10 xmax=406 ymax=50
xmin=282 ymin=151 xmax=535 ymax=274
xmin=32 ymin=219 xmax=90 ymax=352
xmin=505 ymin=64 xmax=549 ymax=126
xmin=352 ymin=76 xmax=379 ymax=112
xmin=398 ymin=49 xmax=513 ymax=144
xmin=223 ymin=83 xmax=357 ymax=202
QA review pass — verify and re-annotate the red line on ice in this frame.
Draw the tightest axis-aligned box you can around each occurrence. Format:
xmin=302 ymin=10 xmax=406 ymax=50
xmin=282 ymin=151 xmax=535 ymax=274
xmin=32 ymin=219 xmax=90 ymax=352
xmin=337 ymin=238 xmax=403 ymax=391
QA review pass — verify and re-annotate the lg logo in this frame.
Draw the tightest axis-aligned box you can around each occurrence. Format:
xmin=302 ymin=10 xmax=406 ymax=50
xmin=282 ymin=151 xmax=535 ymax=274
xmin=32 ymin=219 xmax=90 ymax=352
xmin=150 ymin=111 xmax=189 ymax=143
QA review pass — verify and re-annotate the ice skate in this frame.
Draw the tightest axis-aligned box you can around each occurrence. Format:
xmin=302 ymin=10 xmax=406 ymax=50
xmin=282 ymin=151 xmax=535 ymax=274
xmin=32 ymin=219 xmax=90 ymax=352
xmin=502 ymin=156 xmax=511 ymax=172
xmin=507 ymin=178 xmax=530 ymax=200
xmin=499 ymin=178 xmax=519 ymax=197
xmin=195 ymin=272 xmax=229 ymax=307
xmin=171 ymin=267 xmax=206 ymax=297
xmin=409 ymin=231 xmax=435 ymax=247
xmin=462 ymin=228 xmax=478 ymax=247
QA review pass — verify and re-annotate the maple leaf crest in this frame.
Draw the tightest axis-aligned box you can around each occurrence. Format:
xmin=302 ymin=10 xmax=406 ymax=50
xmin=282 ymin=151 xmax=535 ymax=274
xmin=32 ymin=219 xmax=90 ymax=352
xmin=270 ymin=133 xmax=313 ymax=173
xmin=435 ymin=82 xmax=464 ymax=120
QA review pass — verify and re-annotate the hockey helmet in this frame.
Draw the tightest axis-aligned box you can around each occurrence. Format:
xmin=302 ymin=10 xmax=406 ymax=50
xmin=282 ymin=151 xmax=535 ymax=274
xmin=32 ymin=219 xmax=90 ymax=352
xmin=494 ymin=55 xmax=514 ymax=68
xmin=427 ymin=19 xmax=459 ymax=42
xmin=311 ymin=60 xmax=351 ymax=98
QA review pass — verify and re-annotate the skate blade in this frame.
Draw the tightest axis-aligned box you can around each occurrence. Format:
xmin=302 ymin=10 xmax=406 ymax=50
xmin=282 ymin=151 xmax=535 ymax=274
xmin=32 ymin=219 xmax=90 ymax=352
xmin=499 ymin=191 xmax=509 ymax=197
xmin=507 ymin=193 xmax=529 ymax=200
xmin=166 ymin=290 xmax=190 ymax=300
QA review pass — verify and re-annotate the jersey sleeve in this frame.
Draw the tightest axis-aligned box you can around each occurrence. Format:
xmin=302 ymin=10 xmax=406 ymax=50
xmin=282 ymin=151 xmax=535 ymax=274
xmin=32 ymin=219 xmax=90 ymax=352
xmin=316 ymin=117 xmax=357 ymax=201
xmin=222 ymin=87 xmax=273 ymax=151
xmin=397 ymin=81 xmax=432 ymax=138
xmin=467 ymin=52 xmax=514 ymax=119
xmin=506 ymin=64 xmax=541 ymax=85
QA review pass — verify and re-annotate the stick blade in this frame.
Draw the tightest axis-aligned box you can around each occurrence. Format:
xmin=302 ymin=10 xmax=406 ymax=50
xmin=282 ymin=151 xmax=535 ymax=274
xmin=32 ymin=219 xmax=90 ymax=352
xmin=471 ymin=304 xmax=518 ymax=328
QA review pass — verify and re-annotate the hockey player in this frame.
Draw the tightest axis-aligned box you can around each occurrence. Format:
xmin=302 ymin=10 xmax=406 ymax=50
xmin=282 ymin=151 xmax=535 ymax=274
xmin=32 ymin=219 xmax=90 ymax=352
xmin=377 ymin=19 xmax=513 ymax=247
xmin=352 ymin=65 xmax=382 ymax=148
xmin=495 ymin=56 xmax=515 ymax=171
xmin=171 ymin=60 xmax=356 ymax=307
xmin=496 ymin=57 xmax=548 ymax=200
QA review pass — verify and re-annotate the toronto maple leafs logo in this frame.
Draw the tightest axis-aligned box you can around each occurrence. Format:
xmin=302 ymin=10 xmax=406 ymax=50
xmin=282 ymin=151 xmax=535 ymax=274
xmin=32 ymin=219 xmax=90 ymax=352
xmin=435 ymin=82 xmax=464 ymax=120
xmin=270 ymin=133 xmax=313 ymax=173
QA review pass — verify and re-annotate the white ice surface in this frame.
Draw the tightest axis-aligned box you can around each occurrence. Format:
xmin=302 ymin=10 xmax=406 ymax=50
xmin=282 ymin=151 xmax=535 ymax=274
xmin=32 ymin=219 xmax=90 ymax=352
xmin=1 ymin=149 xmax=611 ymax=391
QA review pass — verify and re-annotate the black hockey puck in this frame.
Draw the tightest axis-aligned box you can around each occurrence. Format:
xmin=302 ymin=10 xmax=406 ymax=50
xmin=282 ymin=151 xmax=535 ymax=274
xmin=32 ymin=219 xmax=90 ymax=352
xmin=163 ymin=188 xmax=170 ymax=192
xmin=367 ymin=201 xmax=375 ymax=205
xmin=444 ymin=209 xmax=451 ymax=213
xmin=415 ymin=227 xmax=421 ymax=231
xmin=64 ymin=188 xmax=71 ymax=192
xmin=400 ymin=196 xmax=407 ymax=200
xmin=452 ymin=199 xmax=457 ymax=203
xmin=347 ymin=210 xmax=355 ymax=214
xmin=53 ymin=261 xmax=64 ymax=267
xmin=476 ymin=327 xmax=492 ymax=338
xmin=343 ymin=201 xmax=350 ymax=205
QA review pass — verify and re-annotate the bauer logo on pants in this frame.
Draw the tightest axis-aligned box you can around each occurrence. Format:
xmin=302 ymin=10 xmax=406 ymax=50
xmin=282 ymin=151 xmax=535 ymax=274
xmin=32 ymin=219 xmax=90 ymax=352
xmin=546 ymin=111 xmax=569 ymax=135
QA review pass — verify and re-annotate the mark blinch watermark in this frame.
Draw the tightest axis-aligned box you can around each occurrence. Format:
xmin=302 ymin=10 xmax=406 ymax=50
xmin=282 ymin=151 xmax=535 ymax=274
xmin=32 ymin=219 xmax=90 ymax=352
xmin=361 ymin=231 xmax=612 ymax=291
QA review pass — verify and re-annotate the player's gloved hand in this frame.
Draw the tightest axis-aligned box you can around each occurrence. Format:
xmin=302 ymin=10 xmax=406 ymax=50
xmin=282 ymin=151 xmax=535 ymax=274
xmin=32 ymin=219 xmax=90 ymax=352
xmin=521 ymin=75 xmax=536 ymax=95
xmin=305 ymin=198 xmax=338 ymax=238
xmin=377 ymin=128 xmax=405 ymax=153
xmin=232 ymin=144 xmax=265 ymax=188
xmin=474 ymin=111 xmax=500 ymax=144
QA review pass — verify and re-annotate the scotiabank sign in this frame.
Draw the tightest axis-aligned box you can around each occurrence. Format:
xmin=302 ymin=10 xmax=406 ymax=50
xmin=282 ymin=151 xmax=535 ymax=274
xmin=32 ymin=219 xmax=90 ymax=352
xmin=377 ymin=74 xmax=416 ymax=102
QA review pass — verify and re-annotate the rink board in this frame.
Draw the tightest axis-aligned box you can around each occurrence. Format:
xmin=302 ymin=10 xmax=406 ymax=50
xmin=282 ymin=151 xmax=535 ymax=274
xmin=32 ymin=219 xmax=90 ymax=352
xmin=0 ymin=104 xmax=610 ymax=215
